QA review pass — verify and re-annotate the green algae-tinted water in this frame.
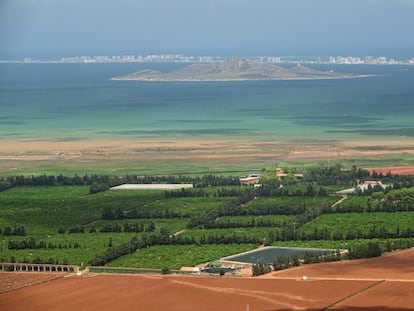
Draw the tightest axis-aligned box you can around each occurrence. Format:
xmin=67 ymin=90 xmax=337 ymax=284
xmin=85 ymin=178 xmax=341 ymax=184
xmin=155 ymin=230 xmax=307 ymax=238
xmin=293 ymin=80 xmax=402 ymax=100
xmin=1 ymin=63 xmax=413 ymax=142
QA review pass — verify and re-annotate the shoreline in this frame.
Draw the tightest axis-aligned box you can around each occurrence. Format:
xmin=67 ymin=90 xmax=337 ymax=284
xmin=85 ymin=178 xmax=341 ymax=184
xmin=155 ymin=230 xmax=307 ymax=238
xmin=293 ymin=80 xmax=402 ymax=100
xmin=0 ymin=137 xmax=413 ymax=175
xmin=111 ymin=74 xmax=374 ymax=82
xmin=1 ymin=136 xmax=413 ymax=153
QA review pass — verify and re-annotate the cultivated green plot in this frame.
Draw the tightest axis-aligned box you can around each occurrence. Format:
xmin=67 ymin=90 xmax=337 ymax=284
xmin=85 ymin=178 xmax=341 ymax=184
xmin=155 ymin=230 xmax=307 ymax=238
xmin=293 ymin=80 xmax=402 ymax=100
xmin=334 ymin=196 xmax=369 ymax=212
xmin=0 ymin=186 xmax=172 ymax=233
xmin=85 ymin=218 xmax=188 ymax=234
xmin=243 ymin=196 xmax=339 ymax=215
xmin=272 ymin=238 xmax=414 ymax=255
xmin=215 ymin=215 xmax=296 ymax=227
xmin=1 ymin=176 xmax=414 ymax=269
xmin=181 ymin=227 xmax=281 ymax=244
xmin=0 ymin=186 xmax=100 ymax=233
xmin=143 ymin=197 xmax=232 ymax=217
xmin=0 ymin=232 xmax=140 ymax=267
xmin=299 ymin=212 xmax=414 ymax=240
xmin=107 ymin=244 xmax=256 ymax=270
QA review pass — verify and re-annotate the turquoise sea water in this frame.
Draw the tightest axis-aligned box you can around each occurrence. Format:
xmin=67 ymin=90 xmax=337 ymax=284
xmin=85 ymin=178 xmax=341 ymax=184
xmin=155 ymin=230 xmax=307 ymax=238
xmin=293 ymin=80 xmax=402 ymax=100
xmin=0 ymin=63 xmax=413 ymax=142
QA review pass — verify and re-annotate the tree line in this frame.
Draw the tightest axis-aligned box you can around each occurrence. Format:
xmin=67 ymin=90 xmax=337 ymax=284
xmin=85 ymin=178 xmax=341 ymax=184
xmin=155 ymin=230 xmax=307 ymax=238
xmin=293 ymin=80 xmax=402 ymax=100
xmin=298 ymin=226 xmax=414 ymax=241
xmin=1 ymin=225 xmax=26 ymax=236
xmin=0 ymin=173 xmax=242 ymax=194
xmin=7 ymin=237 xmax=80 ymax=250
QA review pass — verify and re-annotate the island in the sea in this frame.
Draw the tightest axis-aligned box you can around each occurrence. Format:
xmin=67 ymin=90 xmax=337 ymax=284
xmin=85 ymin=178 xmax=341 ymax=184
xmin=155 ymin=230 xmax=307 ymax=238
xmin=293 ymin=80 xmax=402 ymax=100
xmin=111 ymin=57 xmax=371 ymax=81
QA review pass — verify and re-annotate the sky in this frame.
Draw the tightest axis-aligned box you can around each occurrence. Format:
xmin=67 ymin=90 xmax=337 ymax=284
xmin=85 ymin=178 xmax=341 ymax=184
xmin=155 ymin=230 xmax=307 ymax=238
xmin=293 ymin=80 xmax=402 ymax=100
xmin=0 ymin=0 xmax=413 ymax=59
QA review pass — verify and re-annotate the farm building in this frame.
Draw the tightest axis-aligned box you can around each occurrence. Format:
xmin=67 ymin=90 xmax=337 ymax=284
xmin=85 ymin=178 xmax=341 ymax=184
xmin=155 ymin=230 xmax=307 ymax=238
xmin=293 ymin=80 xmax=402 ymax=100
xmin=239 ymin=174 xmax=261 ymax=186
xmin=276 ymin=168 xmax=304 ymax=180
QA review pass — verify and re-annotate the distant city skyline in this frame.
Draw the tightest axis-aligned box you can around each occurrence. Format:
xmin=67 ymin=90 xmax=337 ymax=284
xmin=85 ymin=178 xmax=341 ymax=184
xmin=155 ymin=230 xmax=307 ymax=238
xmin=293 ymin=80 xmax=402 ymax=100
xmin=1 ymin=0 xmax=413 ymax=59
xmin=4 ymin=53 xmax=414 ymax=66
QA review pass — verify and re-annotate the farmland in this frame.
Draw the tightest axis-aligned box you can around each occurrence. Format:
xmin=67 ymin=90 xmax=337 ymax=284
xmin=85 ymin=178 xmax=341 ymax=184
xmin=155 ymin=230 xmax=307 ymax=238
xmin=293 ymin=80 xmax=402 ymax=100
xmin=1 ymin=166 xmax=414 ymax=271
xmin=2 ymin=249 xmax=414 ymax=311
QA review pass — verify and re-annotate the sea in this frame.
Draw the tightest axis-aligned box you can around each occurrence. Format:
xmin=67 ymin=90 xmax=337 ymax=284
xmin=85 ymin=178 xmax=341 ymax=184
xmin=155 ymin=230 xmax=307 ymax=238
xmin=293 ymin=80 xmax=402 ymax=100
xmin=1 ymin=62 xmax=413 ymax=143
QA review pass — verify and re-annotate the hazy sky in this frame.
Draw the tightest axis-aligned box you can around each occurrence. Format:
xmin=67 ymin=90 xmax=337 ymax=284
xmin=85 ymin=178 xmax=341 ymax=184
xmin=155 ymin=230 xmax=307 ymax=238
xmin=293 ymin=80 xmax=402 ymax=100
xmin=1 ymin=0 xmax=413 ymax=59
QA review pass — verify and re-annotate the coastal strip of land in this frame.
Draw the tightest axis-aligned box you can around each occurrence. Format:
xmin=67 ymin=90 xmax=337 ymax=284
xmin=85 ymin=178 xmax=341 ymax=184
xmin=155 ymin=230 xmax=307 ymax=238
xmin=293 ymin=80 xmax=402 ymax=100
xmin=1 ymin=137 xmax=413 ymax=175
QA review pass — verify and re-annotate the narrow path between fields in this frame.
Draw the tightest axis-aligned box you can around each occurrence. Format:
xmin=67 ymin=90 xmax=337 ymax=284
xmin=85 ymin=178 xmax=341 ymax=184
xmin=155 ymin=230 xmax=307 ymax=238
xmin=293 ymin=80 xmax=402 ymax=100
xmin=171 ymin=229 xmax=186 ymax=237
xmin=331 ymin=195 xmax=348 ymax=208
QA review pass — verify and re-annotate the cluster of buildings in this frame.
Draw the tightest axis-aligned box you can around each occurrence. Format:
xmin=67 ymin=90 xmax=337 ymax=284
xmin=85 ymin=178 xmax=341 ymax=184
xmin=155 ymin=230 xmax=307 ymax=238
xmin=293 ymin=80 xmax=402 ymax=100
xmin=19 ymin=54 xmax=215 ymax=64
xmin=325 ymin=56 xmax=410 ymax=65
xmin=8 ymin=54 xmax=414 ymax=65
xmin=239 ymin=168 xmax=304 ymax=186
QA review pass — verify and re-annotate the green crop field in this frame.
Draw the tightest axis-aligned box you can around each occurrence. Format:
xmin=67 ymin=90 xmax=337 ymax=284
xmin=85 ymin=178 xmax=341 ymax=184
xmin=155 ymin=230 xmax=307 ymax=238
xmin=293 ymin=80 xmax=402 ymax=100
xmin=216 ymin=215 xmax=296 ymax=226
xmin=1 ymin=168 xmax=414 ymax=270
xmin=181 ymin=227 xmax=281 ymax=242
xmin=243 ymin=196 xmax=339 ymax=215
xmin=108 ymin=244 xmax=256 ymax=270
xmin=299 ymin=212 xmax=414 ymax=239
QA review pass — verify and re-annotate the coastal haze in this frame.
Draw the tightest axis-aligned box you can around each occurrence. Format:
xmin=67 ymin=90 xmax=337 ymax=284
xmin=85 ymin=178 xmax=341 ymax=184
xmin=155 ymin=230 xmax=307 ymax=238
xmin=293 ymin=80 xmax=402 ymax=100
xmin=1 ymin=0 xmax=414 ymax=59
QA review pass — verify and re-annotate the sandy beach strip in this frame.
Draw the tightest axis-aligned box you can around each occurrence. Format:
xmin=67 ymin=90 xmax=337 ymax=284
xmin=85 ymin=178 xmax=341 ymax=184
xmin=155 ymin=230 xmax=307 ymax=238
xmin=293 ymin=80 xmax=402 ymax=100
xmin=1 ymin=138 xmax=413 ymax=167
xmin=1 ymin=137 xmax=413 ymax=154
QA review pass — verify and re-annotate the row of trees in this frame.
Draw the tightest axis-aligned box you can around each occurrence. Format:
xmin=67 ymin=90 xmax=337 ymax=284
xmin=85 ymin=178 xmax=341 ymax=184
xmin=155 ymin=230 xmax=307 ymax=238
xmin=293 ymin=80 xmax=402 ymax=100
xmin=348 ymin=242 xmax=382 ymax=259
xmin=7 ymin=238 xmax=80 ymax=250
xmin=1 ymin=225 xmax=26 ymax=236
xmin=99 ymin=222 xmax=156 ymax=233
xmin=327 ymin=202 xmax=414 ymax=214
xmin=252 ymin=262 xmax=272 ymax=276
xmin=204 ymin=219 xmax=290 ymax=230
xmin=102 ymin=207 xmax=183 ymax=220
xmin=0 ymin=173 xmax=242 ymax=194
xmin=164 ymin=184 xmax=330 ymax=199
xmin=3 ymin=256 xmax=69 ymax=266
xmin=299 ymin=226 xmax=414 ymax=241
xmin=272 ymin=251 xmax=342 ymax=271
xmin=303 ymin=165 xmax=369 ymax=186
xmin=1 ymin=174 xmax=118 ymax=188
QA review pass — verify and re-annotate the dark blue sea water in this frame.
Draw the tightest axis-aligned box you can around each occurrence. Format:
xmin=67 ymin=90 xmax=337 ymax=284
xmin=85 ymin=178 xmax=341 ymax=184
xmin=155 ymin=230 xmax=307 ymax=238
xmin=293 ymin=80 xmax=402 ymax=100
xmin=1 ymin=63 xmax=413 ymax=142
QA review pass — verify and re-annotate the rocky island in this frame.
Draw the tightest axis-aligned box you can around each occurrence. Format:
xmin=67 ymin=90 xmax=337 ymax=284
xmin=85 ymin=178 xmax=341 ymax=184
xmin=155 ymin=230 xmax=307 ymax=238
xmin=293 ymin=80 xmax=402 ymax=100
xmin=112 ymin=57 xmax=370 ymax=81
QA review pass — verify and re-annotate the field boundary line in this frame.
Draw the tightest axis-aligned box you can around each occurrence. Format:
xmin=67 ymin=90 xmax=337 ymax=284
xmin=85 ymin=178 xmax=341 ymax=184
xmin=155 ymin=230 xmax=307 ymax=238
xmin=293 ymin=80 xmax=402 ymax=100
xmin=0 ymin=274 xmax=65 ymax=295
xmin=319 ymin=279 xmax=385 ymax=310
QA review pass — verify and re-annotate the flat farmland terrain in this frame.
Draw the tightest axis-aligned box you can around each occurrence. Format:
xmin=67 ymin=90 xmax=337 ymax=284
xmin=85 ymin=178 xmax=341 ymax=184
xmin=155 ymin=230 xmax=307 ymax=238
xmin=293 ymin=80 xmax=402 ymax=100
xmin=368 ymin=166 xmax=414 ymax=176
xmin=0 ymin=274 xmax=375 ymax=311
xmin=268 ymin=248 xmax=414 ymax=280
xmin=1 ymin=248 xmax=413 ymax=311
xmin=0 ymin=273 xmax=65 ymax=293
xmin=331 ymin=281 xmax=414 ymax=311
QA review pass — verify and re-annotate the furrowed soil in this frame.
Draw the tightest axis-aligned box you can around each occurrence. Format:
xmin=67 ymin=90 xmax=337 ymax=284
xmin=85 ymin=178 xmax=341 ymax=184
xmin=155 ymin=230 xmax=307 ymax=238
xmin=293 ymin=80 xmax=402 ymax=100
xmin=0 ymin=273 xmax=65 ymax=294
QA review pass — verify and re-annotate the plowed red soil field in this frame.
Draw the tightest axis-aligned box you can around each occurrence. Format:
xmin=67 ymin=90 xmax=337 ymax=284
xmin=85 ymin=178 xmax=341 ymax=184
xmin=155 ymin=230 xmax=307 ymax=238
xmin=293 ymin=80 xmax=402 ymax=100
xmin=331 ymin=281 xmax=414 ymax=311
xmin=0 ymin=275 xmax=375 ymax=311
xmin=0 ymin=273 xmax=64 ymax=293
xmin=268 ymin=248 xmax=414 ymax=280
xmin=0 ymin=249 xmax=413 ymax=311
xmin=368 ymin=166 xmax=414 ymax=175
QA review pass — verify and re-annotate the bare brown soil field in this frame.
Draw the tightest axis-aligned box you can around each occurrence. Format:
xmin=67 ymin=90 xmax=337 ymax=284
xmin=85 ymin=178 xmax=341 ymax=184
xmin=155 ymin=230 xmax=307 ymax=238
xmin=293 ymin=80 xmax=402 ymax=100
xmin=1 ymin=249 xmax=413 ymax=310
xmin=368 ymin=166 xmax=414 ymax=175
xmin=0 ymin=272 xmax=64 ymax=293
xmin=267 ymin=248 xmax=414 ymax=280
xmin=0 ymin=274 xmax=375 ymax=311
xmin=331 ymin=281 xmax=414 ymax=311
